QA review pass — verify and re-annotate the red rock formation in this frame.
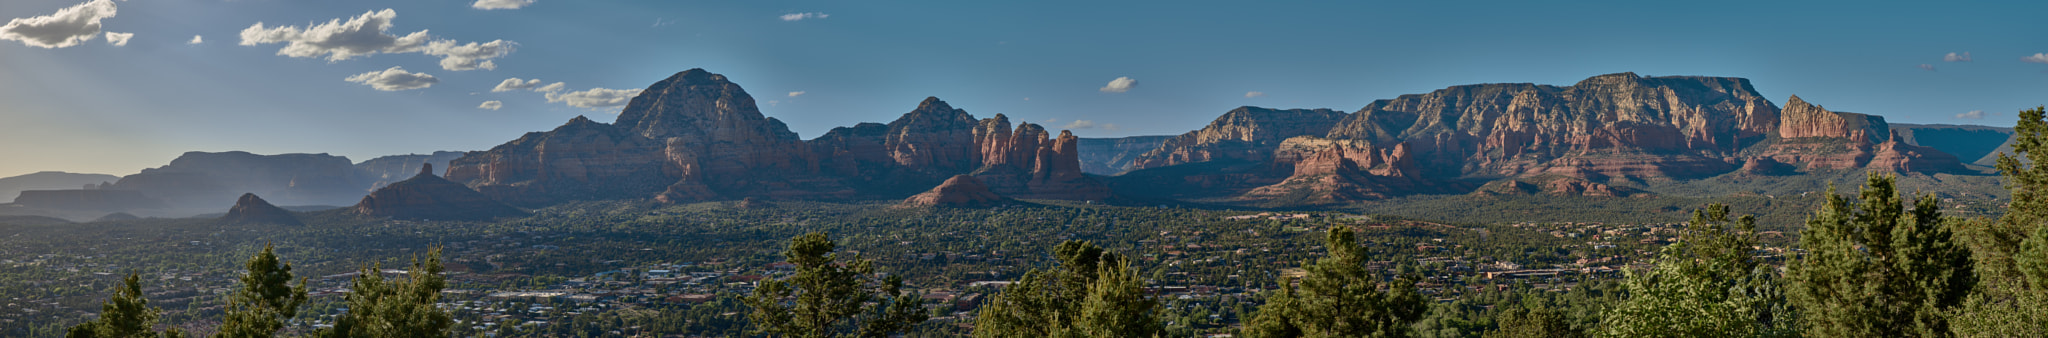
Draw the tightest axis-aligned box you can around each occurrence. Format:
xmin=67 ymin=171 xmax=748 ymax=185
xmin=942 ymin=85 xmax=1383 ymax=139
xmin=1777 ymin=95 xmax=1888 ymax=140
xmin=355 ymin=164 xmax=525 ymax=221
xmin=970 ymin=116 xmax=1111 ymax=200
xmin=1867 ymin=134 xmax=1966 ymax=173
xmin=1129 ymin=107 xmax=1348 ymax=170
xmin=446 ymin=116 xmax=670 ymax=206
xmin=1753 ymin=96 xmax=1966 ymax=172
xmin=1323 ymin=73 xmax=1777 ymax=180
xmin=447 ymin=70 xmax=1109 ymax=204
xmin=887 ymin=97 xmax=981 ymax=174
xmin=901 ymin=175 xmax=1010 ymax=207
xmin=1245 ymin=137 xmax=1426 ymax=202
xmin=111 ymin=151 xmax=364 ymax=209
xmin=221 ymin=193 xmax=301 ymax=225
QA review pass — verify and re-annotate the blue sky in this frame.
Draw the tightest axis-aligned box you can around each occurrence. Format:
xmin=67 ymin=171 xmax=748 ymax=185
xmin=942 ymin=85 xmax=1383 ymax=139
xmin=2 ymin=0 xmax=2045 ymax=177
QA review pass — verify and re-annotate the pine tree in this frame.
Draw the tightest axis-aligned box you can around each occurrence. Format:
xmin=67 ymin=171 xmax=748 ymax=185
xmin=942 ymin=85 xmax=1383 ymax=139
xmin=1597 ymin=204 xmax=1793 ymax=337
xmin=1954 ymin=106 xmax=2048 ymax=336
xmin=973 ymin=240 xmax=1161 ymax=338
xmin=1484 ymin=307 xmax=1579 ymax=338
xmin=1244 ymin=226 xmax=1428 ymax=338
xmin=1787 ymin=174 xmax=1973 ymax=337
xmin=1059 ymin=259 xmax=1163 ymax=338
xmin=313 ymin=248 xmax=453 ymax=338
xmin=214 ymin=244 xmax=310 ymax=338
xmin=66 ymin=273 xmax=186 ymax=338
xmin=742 ymin=232 xmax=926 ymax=338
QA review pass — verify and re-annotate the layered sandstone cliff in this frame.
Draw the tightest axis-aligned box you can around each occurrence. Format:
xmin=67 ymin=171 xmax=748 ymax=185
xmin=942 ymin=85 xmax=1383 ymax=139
xmin=1244 ymin=137 xmax=1425 ymax=202
xmin=1324 ymin=72 xmax=1777 ymax=179
xmin=445 ymin=69 xmax=1107 ymax=204
xmin=1129 ymin=107 xmax=1348 ymax=171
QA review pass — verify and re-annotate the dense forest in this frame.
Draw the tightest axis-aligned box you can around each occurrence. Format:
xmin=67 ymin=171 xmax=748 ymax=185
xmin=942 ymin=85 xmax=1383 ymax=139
xmin=17 ymin=107 xmax=2048 ymax=337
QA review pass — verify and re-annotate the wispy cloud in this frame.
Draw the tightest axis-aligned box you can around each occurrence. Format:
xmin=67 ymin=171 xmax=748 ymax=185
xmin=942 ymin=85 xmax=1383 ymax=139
xmin=345 ymin=66 xmax=438 ymax=91
xmin=780 ymin=13 xmax=829 ymax=21
xmin=1099 ymin=77 xmax=1137 ymax=93
xmin=102 ymin=31 xmax=130 ymax=46
xmin=1917 ymin=64 xmax=1935 ymax=71
xmin=546 ymin=87 xmax=642 ymax=108
xmin=471 ymin=0 xmax=535 ymax=10
xmin=478 ymin=100 xmax=503 ymax=110
xmin=1944 ymin=52 xmax=1972 ymax=62
xmin=1245 ymin=91 xmax=1265 ymax=98
xmin=0 ymin=0 xmax=118 ymax=49
xmin=187 ymin=35 xmax=202 ymax=45
xmin=2025 ymin=53 xmax=2048 ymax=64
xmin=1956 ymin=110 xmax=1986 ymax=119
xmin=239 ymin=9 xmax=516 ymax=71
xmin=787 ymin=91 xmax=805 ymax=97
xmin=492 ymin=77 xmax=544 ymax=92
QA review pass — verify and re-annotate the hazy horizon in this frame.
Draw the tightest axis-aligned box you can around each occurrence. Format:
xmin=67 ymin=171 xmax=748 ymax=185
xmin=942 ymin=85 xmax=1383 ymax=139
xmin=4 ymin=0 xmax=2045 ymax=178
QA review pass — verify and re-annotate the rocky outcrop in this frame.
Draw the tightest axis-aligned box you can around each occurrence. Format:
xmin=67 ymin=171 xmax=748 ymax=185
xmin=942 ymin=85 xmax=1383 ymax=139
xmin=1324 ymin=73 xmax=1778 ymax=179
xmin=445 ymin=69 xmax=1106 ymax=205
xmin=0 ymin=171 xmax=120 ymax=204
xmin=1867 ymin=134 xmax=1967 ymax=173
xmin=1077 ymin=135 xmax=1172 ymax=175
xmin=1737 ymin=157 xmax=1796 ymax=176
xmin=1129 ymin=107 xmax=1348 ymax=170
xmin=446 ymin=116 xmax=671 ymax=206
xmin=1244 ymin=137 xmax=1427 ymax=202
xmin=355 ymin=164 xmax=525 ymax=221
xmin=1889 ymin=123 xmax=2013 ymax=166
xmin=901 ymin=175 xmax=1011 ymax=207
xmin=807 ymin=97 xmax=983 ymax=194
xmin=886 ymin=97 xmax=982 ymax=175
xmin=111 ymin=151 xmax=365 ymax=208
xmin=356 ymin=151 xmax=466 ymax=191
xmin=1777 ymin=95 xmax=1887 ymax=140
xmin=221 ymin=193 xmax=301 ymax=225
xmin=970 ymin=115 xmax=1112 ymax=200
xmin=1753 ymin=97 xmax=1965 ymax=173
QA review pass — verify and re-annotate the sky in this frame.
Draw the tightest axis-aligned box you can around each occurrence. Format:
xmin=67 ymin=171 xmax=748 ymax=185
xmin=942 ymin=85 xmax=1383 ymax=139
xmin=2 ymin=0 xmax=2046 ymax=178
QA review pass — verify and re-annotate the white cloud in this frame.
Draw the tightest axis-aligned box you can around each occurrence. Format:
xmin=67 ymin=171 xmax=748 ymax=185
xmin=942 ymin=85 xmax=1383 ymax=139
xmin=0 ymin=0 xmax=118 ymax=49
xmin=780 ymin=13 xmax=829 ymax=21
xmin=1099 ymin=77 xmax=1136 ymax=93
xmin=187 ymin=35 xmax=202 ymax=44
xmin=1245 ymin=91 xmax=1265 ymax=98
xmin=423 ymin=39 xmax=514 ymax=71
xmin=471 ymin=0 xmax=535 ymax=10
xmin=238 ymin=9 xmax=515 ymax=71
xmin=1956 ymin=110 xmax=1986 ymax=119
xmin=534 ymin=82 xmax=565 ymax=93
xmin=1945 ymin=52 xmax=1972 ymax=62
xmin=345 ymin=66 xmax=438 ymax=91
xmin=546 ymin=87 xmax=642 ymax=108
xmin=787 ymin=91 xmax=805 ymax=97
xmin=479 ymin=100 xmax=504 ymax=110
xmin=1917 ymin=64 xmax=1935 ymax=71
xmin=2025 ymin=53 xmax=2048 ymax=64
xmin=102 ymin=31 xmax=130 ymax=46
xmin=493 ymin=78 xmax=544 ymax=92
